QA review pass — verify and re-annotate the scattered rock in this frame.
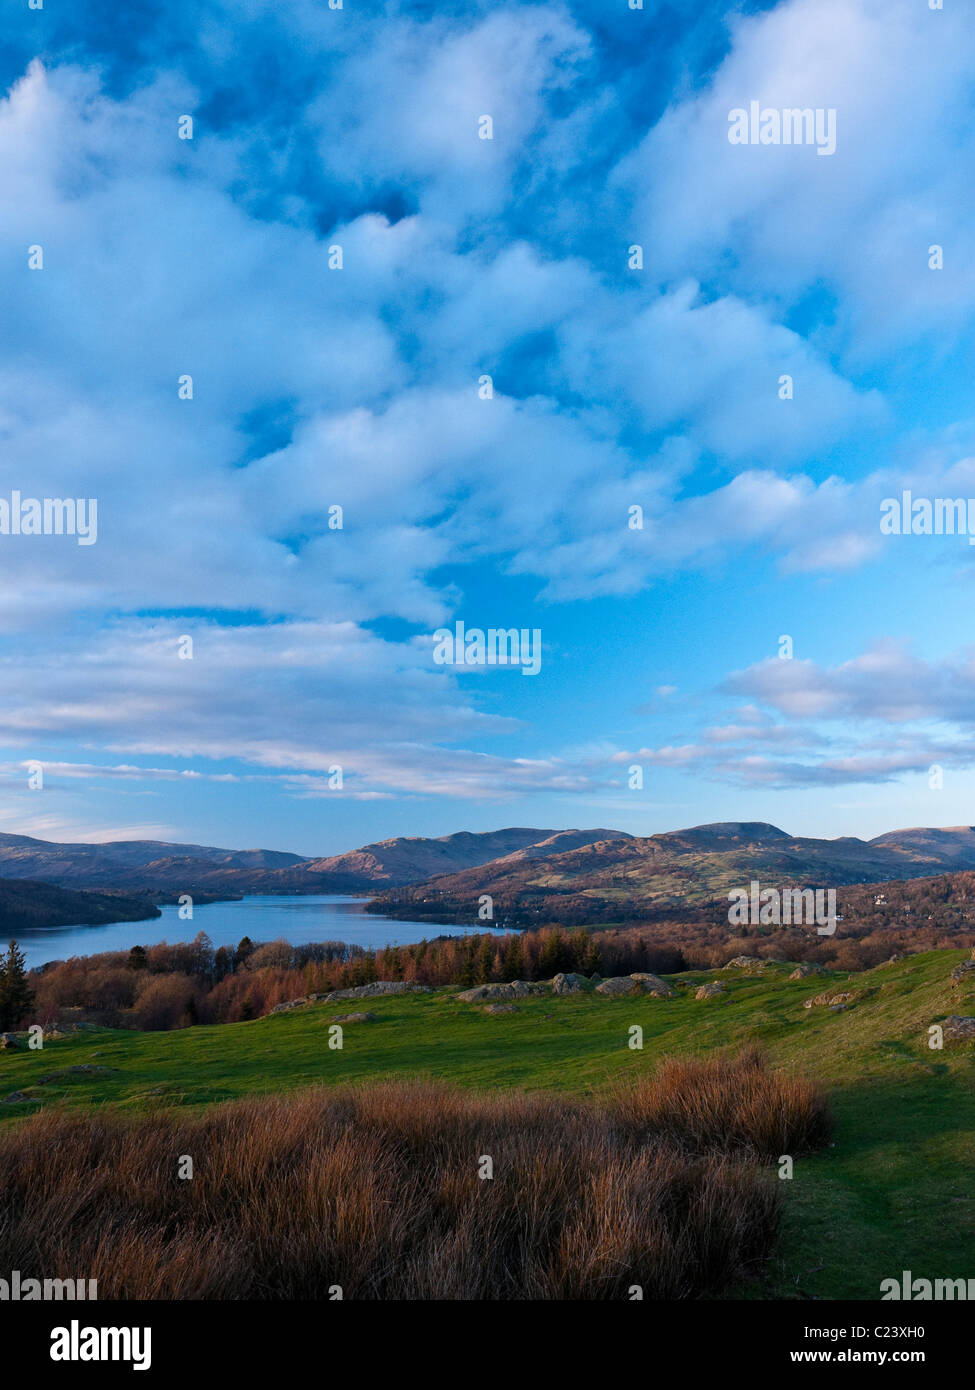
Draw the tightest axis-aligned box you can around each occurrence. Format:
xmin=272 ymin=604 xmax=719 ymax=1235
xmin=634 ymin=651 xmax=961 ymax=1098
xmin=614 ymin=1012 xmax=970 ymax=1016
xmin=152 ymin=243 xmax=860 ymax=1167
xmin=551 ymin=972 xmax=590 ymax=995
xmin=595 ymin=976 xmax=642 ymax=996
xmin=324 ymin=982 xmax=432 ymax=1002
xmin=269 ymin=996 xmax=317 ymax=1014
xmin=788 ymin=963 xmax=825 ymax=980
xmin=950 ymin=961 xmax=975 ymax=984
xmin=877 ymin=954 xmax=904 ymax=968
xmin=695 ymin=981 xmax=726 ymax=1000
xmin=804 ymin=991 xmax=858 ymax=1009
xmin=482 ymin=1003 xmax=519 ymax=1014
xmin=331 ymin=1012 xmax=376 ymax=1024
xmin=270 ymin=981 xmax=432 ymax=1013
xmin=455 ymin=981 xmax=544 ymax=1003
xmin=723 ymin=956 xmax=770 ymax=971
xmin=35 ymin=1065 xmax=116 ymax=1084
xmin=941 ymin=1015 xmax=975 ymax=1042
xmin=3 ymin=1091 xmax=40 ymax=1104
xmin=595 ymin=974 xmax=673 ymax=998
xmin=0 ymin=1034 xmax=17 ymax=1050
xmin=629 ymin=973 xmax=674 ymax=997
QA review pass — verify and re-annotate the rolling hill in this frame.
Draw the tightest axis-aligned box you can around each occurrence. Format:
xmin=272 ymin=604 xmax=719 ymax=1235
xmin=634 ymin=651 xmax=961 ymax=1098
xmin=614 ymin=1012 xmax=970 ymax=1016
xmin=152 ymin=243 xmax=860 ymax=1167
xmin=8 ymin=820 xmax=975 ymax=912
xmin=0 ymin=827 xmax=629 ymax=895
xmin=0 ymin=832 xmax=305 ymax=890
xmin=0 ymin=877 xmax=160 ymax=932
xmin=1 ymin=947 xmax=972 ymax=1301
xmin=368 ymin=820 xmax=975 ymax=923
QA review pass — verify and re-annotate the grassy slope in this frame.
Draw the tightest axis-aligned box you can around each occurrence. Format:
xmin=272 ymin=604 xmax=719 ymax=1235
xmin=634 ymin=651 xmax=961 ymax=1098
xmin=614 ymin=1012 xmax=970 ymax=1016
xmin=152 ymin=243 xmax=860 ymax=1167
xmin=2 ymin=947 xmax=973 ymax=1300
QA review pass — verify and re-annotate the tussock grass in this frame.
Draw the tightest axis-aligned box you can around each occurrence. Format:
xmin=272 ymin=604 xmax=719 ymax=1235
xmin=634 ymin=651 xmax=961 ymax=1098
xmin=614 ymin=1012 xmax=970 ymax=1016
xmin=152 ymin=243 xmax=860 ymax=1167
xmin=612 ymin=1046 xmax=833 ymax=1158
xmin=0 ymin=1051 xmax=826 ymax=1299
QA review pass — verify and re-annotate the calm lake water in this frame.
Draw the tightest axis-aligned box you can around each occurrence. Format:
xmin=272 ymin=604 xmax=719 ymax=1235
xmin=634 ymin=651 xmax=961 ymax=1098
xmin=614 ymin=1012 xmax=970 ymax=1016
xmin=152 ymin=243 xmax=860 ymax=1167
xmin=7 ymin=895 xmax=507 ymax=971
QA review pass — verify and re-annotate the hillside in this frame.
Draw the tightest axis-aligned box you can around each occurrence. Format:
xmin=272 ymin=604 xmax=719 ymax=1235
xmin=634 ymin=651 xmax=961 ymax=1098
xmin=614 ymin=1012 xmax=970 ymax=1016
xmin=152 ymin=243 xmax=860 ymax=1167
xmin=1 ymin=947 xmax=972 ymax=1300
xmin=869 ymin=824 xmax=975 ymax=861
xmin=7 ymin=819 xmax=975 ymax=907
xmin=257 ymin=826 xmax=631 ymax=891
xmin=0 ymin=832 xmax=305 ymax=892
xmin=0 ymin=877 xmax=160 ymax=931
xmin=0 ymin=826 xmax=629 ymax=895
xmin=370 ymin=820 xmax=975 ymax=923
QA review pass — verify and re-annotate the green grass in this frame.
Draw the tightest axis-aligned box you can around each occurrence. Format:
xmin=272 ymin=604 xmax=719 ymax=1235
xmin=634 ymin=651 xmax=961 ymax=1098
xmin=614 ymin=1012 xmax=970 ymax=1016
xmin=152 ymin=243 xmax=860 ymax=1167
xmin=3 ymin=947 xmax=974 ymax=1299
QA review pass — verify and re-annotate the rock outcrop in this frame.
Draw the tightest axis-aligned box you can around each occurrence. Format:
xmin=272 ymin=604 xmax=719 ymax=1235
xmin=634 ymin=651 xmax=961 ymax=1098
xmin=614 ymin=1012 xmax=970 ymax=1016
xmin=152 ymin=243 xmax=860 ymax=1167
xmin=550 ymin=972 xmax=591 ymax=995
xmin=629 ymin=973 xmax=674 ymax=997
xmin=804 ymin=991 xmax=858 ymax=1009
xmin=941 ymin=1015 xmax=975 ymax=1041
xmin=695 ymin=981 xmax=726 ymax=1000
xmin=455 ymin=981 xmax=545 ymax=1003
xmin=595 ymin=976 xmax=641 ymax=996
xmin=788 ymin=963 xmax=825 ymax=980
xmin=269 ymin=981 xmax=431 ymax=1014
xmin=595 ymin=973 xmax=673 ymax=998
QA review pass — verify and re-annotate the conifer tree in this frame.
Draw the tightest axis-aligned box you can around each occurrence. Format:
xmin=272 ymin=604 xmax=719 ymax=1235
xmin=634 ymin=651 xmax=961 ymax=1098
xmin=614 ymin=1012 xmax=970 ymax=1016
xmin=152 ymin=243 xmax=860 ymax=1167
xmin=474 ymin=934 xmax=495 ymax=984
xmin=0 ymin=941 xmax=35 ymax=1031
xmin=500 ymin=934 xmax=523 ymax=982
xmin=236 ymin=936 xmax=256 ymax=969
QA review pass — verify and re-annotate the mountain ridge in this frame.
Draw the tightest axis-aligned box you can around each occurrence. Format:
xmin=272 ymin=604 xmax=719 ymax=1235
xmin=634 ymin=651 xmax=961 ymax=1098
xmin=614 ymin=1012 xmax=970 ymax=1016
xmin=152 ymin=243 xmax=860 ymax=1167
xmin=3 ymin=820 xmax=975 ymax=910
xmin=367 ymin=820 xmax=975 ymax=924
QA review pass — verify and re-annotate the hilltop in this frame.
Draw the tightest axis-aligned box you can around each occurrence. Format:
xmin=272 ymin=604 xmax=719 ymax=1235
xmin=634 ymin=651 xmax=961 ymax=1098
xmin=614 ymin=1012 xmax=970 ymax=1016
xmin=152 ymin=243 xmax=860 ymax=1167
xmin=7 ymin=819 xmax=975 ymax=915
xmin=0 ymin=826 xmax=629 ymax=895
xmin=370 ymin=820 xmax=975 ymax=923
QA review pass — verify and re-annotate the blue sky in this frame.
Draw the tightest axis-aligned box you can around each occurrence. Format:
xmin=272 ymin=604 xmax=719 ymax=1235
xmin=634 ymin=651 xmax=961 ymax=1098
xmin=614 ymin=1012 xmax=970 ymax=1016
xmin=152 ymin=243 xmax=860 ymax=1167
xmin=1 ymin=0 xmax=975 ymax=855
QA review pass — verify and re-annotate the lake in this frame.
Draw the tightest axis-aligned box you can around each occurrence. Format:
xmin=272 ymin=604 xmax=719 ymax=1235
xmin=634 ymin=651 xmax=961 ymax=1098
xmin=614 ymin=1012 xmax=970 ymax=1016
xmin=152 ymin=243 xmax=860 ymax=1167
xmin=6 ymin=895 xmax=507 ymax=971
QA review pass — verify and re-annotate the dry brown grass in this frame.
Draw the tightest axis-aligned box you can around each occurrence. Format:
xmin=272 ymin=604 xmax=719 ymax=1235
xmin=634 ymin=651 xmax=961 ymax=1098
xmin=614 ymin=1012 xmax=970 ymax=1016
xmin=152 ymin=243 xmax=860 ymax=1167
xmin=611 ymin=1045 xmax=833 ymax=1158
xmin=0 ymin=1051 xmax=829 ymax=1299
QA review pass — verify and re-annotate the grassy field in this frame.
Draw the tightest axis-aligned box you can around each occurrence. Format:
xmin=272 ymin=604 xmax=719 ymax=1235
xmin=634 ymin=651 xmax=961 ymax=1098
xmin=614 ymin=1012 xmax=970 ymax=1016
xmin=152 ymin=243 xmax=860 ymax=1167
xmin=2 ymin=947 xmax=973 ymax=1299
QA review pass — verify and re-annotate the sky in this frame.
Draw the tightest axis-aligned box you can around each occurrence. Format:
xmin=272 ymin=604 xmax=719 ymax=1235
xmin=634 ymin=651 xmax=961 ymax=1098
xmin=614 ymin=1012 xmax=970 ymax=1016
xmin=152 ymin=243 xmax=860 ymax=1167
xmin=1 ymin=0 xmax=974 ymax=856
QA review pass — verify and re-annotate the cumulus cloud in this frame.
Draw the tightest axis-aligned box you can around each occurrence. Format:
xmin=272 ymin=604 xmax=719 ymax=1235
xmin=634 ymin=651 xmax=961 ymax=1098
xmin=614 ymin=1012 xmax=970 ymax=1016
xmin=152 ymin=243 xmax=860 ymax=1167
xmin=2 ymin=1 xmax=974 ymax=819
xmin=614 ymin=0 xmax=975 ymax=357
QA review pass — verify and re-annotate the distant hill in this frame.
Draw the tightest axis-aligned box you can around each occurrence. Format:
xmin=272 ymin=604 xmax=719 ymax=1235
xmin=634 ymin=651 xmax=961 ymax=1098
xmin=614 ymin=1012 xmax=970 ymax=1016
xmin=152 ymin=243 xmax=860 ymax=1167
xmin=0 ymin=832 xmax=306 ymax=893
xmin=0 ymin=878 xmax=160 ymax=933
xmin=247 ymin=828 xmax=631 ymax=892
xmin=0 ymin=827 xmax=631 ymax=895
xmin=868 ymin=825 xmax=975 ymax=861
xmin=8 ymin=820 xmax=975 ymax=914
xmin=368 ymin=820 xmax=975 ymax=924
